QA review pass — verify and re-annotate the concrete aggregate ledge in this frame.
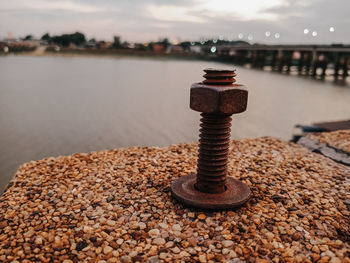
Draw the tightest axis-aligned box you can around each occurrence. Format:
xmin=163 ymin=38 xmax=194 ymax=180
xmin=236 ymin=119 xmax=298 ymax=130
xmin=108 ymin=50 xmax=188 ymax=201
xmin=0 ymin=137 xmax=349 ymax=262
xmin=307 ymin=130 xmax=350 ymax=154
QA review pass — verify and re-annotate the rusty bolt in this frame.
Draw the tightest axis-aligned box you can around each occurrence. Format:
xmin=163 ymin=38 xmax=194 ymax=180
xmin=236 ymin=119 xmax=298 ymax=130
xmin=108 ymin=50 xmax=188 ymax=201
xmin=171 ymin=68 xmax=251 ymax=209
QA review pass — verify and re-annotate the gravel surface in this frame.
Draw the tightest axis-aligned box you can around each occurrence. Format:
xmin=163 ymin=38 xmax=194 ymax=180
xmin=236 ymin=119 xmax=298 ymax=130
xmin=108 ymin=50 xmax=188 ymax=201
xmin=0 ymin=137 xmax=349 ymax=262
xmin=308 ymin=130 xmax=350 ymax=153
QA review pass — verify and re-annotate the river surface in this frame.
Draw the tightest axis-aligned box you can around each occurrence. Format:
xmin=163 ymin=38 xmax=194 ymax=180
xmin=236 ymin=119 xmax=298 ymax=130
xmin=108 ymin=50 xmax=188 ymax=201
xmin=1 ymin=54 xmax=350 ymax=193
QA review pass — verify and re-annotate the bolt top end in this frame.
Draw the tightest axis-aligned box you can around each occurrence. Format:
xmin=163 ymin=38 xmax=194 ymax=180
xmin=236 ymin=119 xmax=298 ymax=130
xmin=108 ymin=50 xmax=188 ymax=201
xmin=202 ymin=68 xmax=236 ymax=86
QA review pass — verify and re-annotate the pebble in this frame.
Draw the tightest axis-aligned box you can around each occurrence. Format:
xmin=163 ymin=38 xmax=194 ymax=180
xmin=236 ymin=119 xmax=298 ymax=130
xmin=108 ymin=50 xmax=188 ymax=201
xmin=148 ymin=256 xmax=160 ymax=263
xmin=152 ymin=238 xmax=166 ymax=245
xmin=148 ymin=229 xmax=160 ymax=238
xmin=165 ymin=241 xmax=174 ymax=248
xmin=172 ymin=224 xmax=182 ymax=231
xmin=103 ymin=246 xmax=113 ymax=254
xmin=138 ymin=222 xmax=146 ymax=230
xmin=120 ymin=256 xmax=131 ymax=263
xmin=329 ymin=257 xmax=342 ymax=263
xmin=179 ymin=251 xmax=190 ymax=257
xmin=34 ymin=236 xmax=43 ymax=245
xmin=0 ymin=136 xmax=349 ymax=262
xmin=198 ymin=214 xmax=206 ymax=220
xmin=222 ymin=240 xmax=233 ymax=248
xmin=106 ymin=220 xmax=115 ymax=227
xmin=172 ymin=247 xmax=180 ymax=254
xmin=199 ymin=254 xmax=207 ymax=262
xmin=159 ymin=253 xmax=167 ymax=259
xmin=23 ymin=229 xmax=35 ymax=238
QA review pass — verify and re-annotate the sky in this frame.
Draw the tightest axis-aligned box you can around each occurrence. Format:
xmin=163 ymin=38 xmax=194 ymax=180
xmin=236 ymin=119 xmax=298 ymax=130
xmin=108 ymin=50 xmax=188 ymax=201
xmin=0 ymin=0 xmax=349 ymax=44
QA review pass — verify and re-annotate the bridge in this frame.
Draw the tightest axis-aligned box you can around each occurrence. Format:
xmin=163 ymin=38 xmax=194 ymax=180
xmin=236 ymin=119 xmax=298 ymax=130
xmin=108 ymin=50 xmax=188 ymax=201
xmin=207 ymin=44 xmax=350 ymax=80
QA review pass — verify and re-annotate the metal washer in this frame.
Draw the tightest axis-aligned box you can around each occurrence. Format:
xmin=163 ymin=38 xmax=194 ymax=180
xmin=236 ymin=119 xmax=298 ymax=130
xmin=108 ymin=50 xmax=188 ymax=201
xmin=171 ymin=174 xmax=251 ymax=209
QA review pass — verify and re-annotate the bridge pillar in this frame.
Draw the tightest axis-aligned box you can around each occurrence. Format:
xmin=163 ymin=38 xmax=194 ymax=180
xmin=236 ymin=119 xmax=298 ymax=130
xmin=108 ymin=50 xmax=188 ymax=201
xmin=342 ymin=56 xmax=348 ymax=79
xmin=286 ymin=51 xmax=293 ymax=74
xmin=334 ymin=53 xmax=340 ymax=79
xmin=311 ymin=51 xmax=318 ymax=78
xmin=277 ymin=50 xmax=284 ymax=72
xmin=305 ymin=52 xmax=312 ymax=76
xmin=321 ymin=53 xmax=329 ymax=79
xmin=298 ymin=51 xmax=304 ymax=75
xmin=270 ymin=50 xmax=278 ymax=70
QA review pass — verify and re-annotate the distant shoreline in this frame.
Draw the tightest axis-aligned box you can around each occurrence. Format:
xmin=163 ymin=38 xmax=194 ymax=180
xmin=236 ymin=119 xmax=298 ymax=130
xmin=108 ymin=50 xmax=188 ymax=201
xmin=0 ymin=47 xmax=233 ymax=65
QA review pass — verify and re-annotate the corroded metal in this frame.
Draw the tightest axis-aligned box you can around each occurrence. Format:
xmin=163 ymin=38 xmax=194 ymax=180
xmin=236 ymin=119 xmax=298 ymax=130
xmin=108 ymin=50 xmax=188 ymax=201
xmin=171 ymin=68 xmax=251 ymax=209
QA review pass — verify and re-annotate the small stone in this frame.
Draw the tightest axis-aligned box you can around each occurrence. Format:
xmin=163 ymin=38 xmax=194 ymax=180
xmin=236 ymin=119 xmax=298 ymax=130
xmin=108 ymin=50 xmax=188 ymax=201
xmin=253 ymin=218 xmax=261 ymax=225
xmin=129 ymin=251 xmax=138 ymax=257
xmin=312 ymin=245 xmax=320 ymax=253
xmin=152 ymin=238 xmax=166 ymax=245
xmin=329 ymin=257 xmax=341 ymax=263
xmin=148 ymin=256 xmax=160 ymax=263
xmin=138 ymin=222 xmax=146 ymax=230
xmin=181 ymin=240 xmax=189 ymax=248
xmin=222 ymin=248 xmax=230 ymax=255
xmin=23 ymin=229 xmax=35 ymax=238
xmin=198 ymin=214 xmax=206 ymax=220
xmin=318 ymin=257 xmax=330 ymax=263
xmin=159 ymin=223 xmax=168 ymax=229
xmin=292 ymin=232 xmax=302 ymax=241
xmin=159 ymin=253 xmax=167 ymax=259
xmin=199 ymin=254 xmax=207 ymax=263
xmin=148 ymin=229 xmax=160 ymax=238
xmin=106 ymin=220 xmax=115 ymax=227
xmin=228 ymin=250 xmax=237 ymax=258
xmin=120 ymin=256 xmax=131 ymax=263
xmin=63 ymin=260 xmax=73 ymax=263
xmin=311 ymin=253 xmax=320 ymax=261
xmin=35 ymin=236 xmax=43 ymax=245
xmin=172 ymin=247 xmax=180 ymax=254
xmin=76 ymin=240 xmax=88 ymax=251
xmin=320 ymin=245 xmax=328 ymax=252
xmin=106 ymin=195 xmax=115 ymax=202
xmin=222 ymin=240 xmax=233 ymax=248
xmin=265 ymin=231 xmax=274 ymax=241
xmin=188 ymin=247 xmax=197 ymax=255
xmin=116 ymin=239 xmax=124 ymax=245
xmin=296 ymin=226 xmax=303 ymax=231
xmin=172 ymin=224 xmax=182 ymax=231
xmin=103 ymin=245 xmax=113 ymax=254
xmin=179 ymin=251 xmax=190 ymax=257
xmin=188 ymin=212 xmax=195 ymax=218
xmin=129 ymin=221 xmax=139 ymax=229
xmin=165 ymin=241 xmax=174 ymax=248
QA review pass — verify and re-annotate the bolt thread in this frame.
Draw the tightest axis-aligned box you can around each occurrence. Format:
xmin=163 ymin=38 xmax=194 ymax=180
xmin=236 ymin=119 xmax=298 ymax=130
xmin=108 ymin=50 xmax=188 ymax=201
xmin=203 ymin=68 xmax=236 ymax=85
xmin=195 ymin=113 xmax=232 ymax=193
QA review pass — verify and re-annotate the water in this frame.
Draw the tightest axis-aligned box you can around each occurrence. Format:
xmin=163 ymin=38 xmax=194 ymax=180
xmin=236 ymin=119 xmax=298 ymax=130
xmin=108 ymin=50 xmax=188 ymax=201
xmin=1 ymin=54 xmax=350 ymax=193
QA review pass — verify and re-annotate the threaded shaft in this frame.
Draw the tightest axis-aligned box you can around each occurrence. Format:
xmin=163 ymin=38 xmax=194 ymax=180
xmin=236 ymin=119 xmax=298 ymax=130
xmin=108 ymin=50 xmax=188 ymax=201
xmin=195 ymin=113 xmax=232 ymax=193
xmin=203 ymin=68 xmax=236 ymax=85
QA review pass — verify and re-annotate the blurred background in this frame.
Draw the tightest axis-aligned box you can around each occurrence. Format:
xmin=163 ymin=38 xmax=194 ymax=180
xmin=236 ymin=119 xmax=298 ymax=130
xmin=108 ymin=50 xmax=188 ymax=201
xmin=1 ymin=0 xmax=350 ymax=193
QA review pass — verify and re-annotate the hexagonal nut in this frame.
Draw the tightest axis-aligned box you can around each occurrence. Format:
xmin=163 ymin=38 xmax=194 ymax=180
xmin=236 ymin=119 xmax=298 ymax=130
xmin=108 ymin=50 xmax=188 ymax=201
xmin=190 ymin=84 xmax=248 ymax=114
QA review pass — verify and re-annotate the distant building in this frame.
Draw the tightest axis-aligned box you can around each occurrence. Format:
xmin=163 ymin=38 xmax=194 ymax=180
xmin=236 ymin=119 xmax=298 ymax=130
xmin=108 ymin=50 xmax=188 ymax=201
xmin=152 ymin=44 xmax=164 ymax=53
xmin=189 ymin=45 xmax=202 ymax=54
xmin=166 ymin=45 xmax=185 ymax=54
xmin=22 ymin=39 xmax=40 ymax=47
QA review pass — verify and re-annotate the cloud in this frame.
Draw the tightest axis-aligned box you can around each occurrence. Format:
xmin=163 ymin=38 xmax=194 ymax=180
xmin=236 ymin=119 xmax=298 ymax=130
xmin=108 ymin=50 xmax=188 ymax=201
xmin=1 ymin=0 xmax=106 ymax=13
xmin=0 ymin=0 xmax=349 ymax=43
xmin=197 ymin=0 xmax=286 ymax=21
xmin=147 ymin=5 xmax=204 ymax=23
